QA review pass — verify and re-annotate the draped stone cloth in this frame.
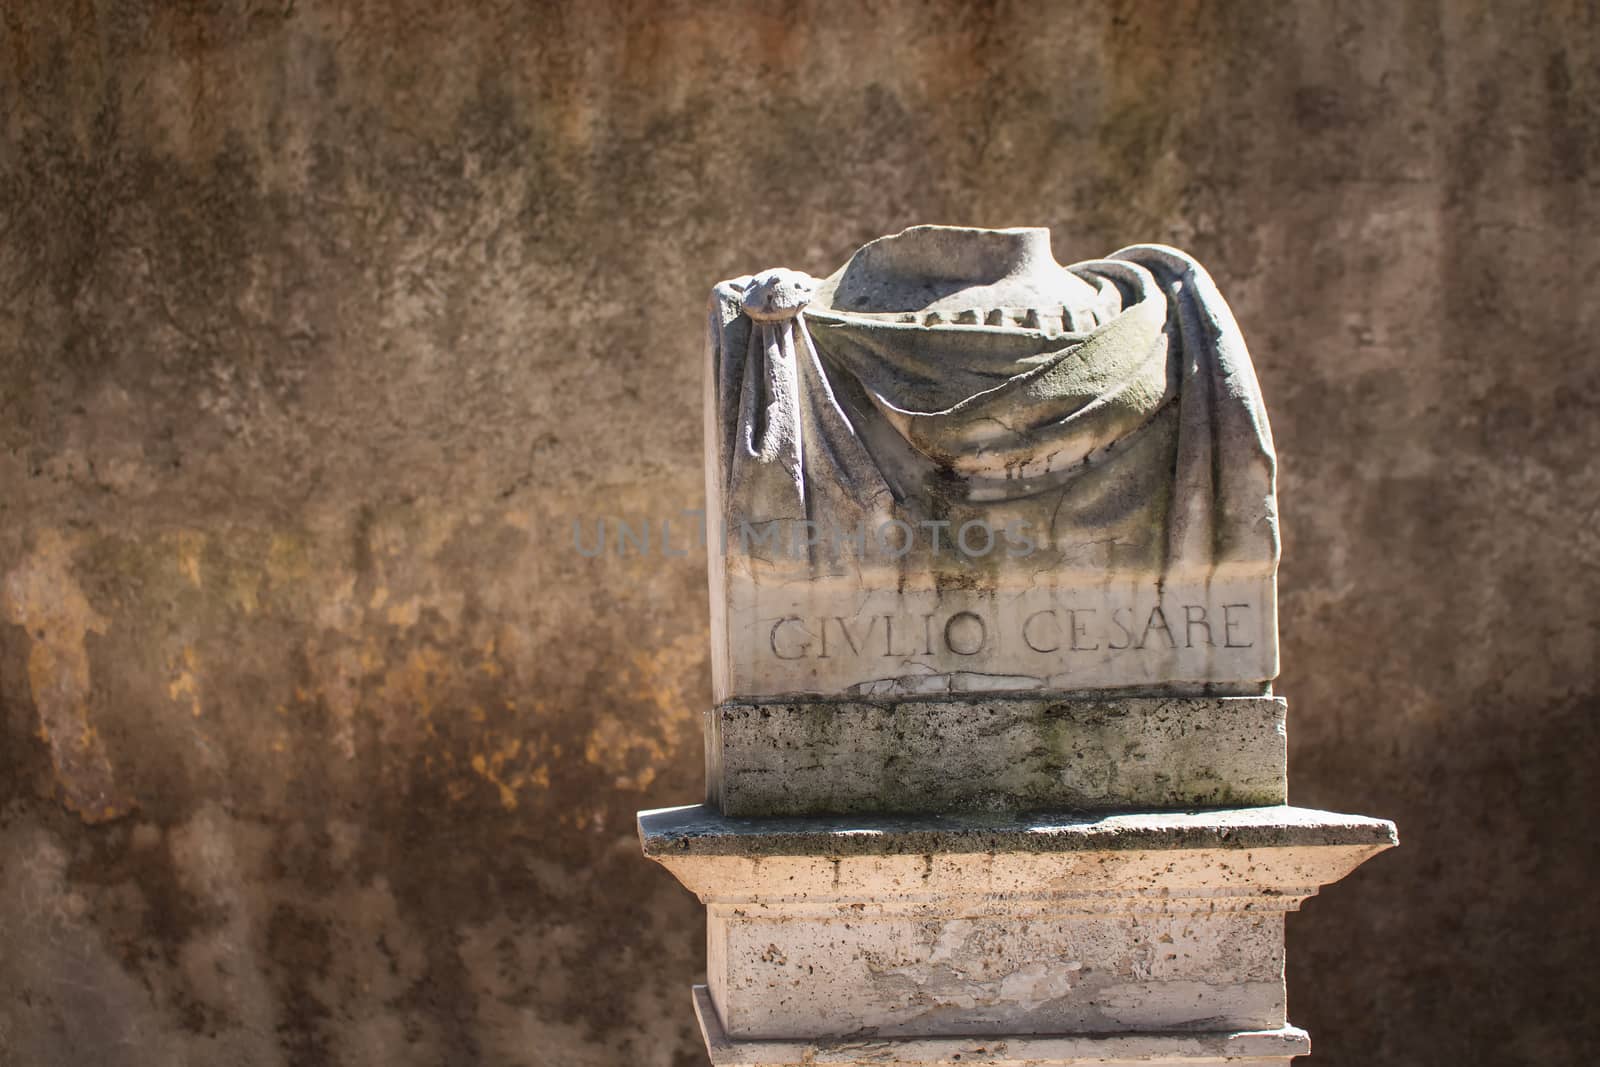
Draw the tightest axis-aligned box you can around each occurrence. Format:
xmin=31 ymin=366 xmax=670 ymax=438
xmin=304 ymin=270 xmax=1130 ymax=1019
xmin=706 ymin=239 xmax=1278 ymax=584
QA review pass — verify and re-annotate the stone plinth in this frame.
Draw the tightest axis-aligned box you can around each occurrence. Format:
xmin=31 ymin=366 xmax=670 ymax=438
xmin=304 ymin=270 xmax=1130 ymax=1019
xmin=640 ymin=804 xmax=1396 ymax=1062
xmin=707 ymin=695 xmax=1286 ymax=817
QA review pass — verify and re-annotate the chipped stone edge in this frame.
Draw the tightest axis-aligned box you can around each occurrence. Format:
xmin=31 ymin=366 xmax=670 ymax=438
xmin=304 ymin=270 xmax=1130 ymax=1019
xmin=692 ymin=985 xmax=1311 ymax=1067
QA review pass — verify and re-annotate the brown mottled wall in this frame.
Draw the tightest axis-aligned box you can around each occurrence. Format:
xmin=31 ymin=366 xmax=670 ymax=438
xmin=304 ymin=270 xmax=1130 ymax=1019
xmin=0 ymin=2 xmax=1594 ymax=1064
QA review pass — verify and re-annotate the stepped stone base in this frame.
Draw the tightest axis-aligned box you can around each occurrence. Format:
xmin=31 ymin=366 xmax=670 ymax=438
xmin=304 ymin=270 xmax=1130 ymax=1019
xmin=694 ymin=986 xmax=1312 ymax=1067
xmin=640 ymin=804 xmax=1395 ymax=1055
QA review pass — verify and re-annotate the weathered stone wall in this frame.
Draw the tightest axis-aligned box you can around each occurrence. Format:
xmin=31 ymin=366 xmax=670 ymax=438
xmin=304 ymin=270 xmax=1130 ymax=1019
xmin=0 ymin=2 xmax=1594 ymax=1064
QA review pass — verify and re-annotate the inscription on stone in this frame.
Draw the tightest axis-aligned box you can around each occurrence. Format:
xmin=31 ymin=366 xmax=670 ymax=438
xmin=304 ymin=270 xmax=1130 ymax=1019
xmin=767 ymin=601 xmax=1257 ymax=660
xmin=725 ymin=579 xmax=1274 ymax=697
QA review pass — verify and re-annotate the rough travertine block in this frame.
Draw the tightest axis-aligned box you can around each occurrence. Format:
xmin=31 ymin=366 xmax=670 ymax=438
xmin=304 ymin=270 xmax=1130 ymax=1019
xmin=641 ymin=805 xmax=1397 ymax=1045
xmin=712 ymin=907 xmax=1285 ymax=1037
xmin=707 ymin=695 xmax=1286 ymax=816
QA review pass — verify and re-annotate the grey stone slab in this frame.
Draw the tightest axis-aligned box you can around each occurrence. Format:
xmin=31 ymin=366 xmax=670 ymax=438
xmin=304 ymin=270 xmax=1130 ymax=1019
xmin=707 ymin=695 xmax=1287 ymax=816
xmin=638 ymin=803 xmax=1398 ymax=859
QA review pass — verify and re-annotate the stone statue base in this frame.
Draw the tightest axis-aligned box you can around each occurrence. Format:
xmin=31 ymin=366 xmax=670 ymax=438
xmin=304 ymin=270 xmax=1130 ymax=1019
xmin=639 ymin=803 xmax=1395 ymax=1066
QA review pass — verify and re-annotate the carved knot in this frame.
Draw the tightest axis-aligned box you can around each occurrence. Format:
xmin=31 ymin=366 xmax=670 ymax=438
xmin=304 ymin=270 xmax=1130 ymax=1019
xmin=741 ymin=269 xmax=816 ymax=322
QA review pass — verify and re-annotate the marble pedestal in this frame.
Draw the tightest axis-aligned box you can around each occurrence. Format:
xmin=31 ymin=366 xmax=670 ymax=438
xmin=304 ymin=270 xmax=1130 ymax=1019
xmin=641 ymin=697 xmax=1396 ymax=1066
xmin=645 ymin=228 xmax=1393 ymax=1064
